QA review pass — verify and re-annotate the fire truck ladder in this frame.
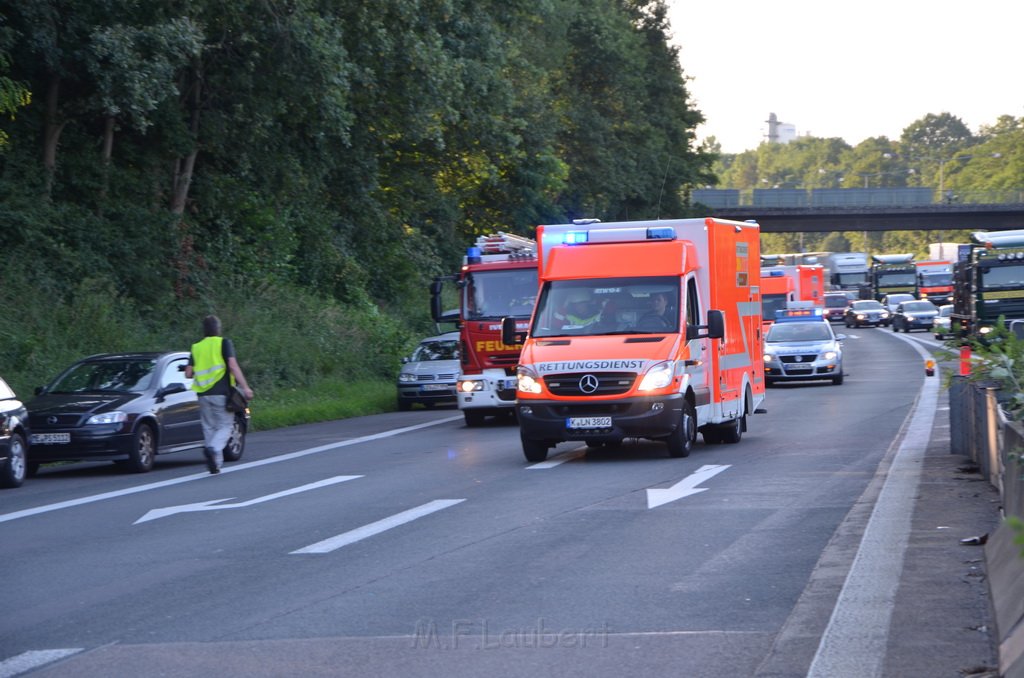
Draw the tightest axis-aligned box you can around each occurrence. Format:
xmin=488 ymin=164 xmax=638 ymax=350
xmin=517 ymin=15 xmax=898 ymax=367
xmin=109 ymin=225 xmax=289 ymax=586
xmin=475 ymin=232 xmax=537 ymax=256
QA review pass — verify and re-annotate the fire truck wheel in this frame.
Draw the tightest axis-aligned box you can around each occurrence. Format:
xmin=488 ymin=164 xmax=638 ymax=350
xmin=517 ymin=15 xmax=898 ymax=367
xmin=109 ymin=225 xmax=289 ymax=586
xmin=521 ymin=436 xmax=549 ymax=463
xmin=464 ymin=410 xmax=486 ymax=427
xmin=666 ymin=400 xmax=696 ymax=458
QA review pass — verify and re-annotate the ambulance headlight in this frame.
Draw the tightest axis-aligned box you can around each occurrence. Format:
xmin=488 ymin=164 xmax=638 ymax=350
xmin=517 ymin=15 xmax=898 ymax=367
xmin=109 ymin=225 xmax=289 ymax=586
xmin=516 ymin=366 xmax=543 ymax=394
xmin=638 ymin=361 xmax=674 ymax=391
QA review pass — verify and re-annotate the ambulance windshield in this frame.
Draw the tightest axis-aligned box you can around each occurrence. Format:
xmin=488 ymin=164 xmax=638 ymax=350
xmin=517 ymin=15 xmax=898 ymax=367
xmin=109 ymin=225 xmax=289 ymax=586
xmin=531 ymin=276 xmax=680 ymax=337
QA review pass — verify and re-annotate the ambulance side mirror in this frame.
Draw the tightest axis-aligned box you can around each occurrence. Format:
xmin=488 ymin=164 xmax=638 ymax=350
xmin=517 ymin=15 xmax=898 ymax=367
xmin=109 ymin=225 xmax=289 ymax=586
xmin=687 ymin=309 xmax=725 ymax=341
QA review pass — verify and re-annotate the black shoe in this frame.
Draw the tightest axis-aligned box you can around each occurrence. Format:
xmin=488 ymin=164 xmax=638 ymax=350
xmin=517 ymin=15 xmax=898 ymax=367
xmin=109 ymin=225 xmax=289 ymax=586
xmin=203 ymin=448 xmax=218 ymax=474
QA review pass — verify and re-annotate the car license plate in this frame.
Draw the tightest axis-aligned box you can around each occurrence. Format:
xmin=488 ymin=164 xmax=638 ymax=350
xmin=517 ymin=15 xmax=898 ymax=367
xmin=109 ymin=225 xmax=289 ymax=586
xmin=31 ymin=432 xmax=70 ymax=445
xmin=567 ymin=416 xmax=612 ymax=429
xmin=421 ymin=383 xmax=449 ymax=391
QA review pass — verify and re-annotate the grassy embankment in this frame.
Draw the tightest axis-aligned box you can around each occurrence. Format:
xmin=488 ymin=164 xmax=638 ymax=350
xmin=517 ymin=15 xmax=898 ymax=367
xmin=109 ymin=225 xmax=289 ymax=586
xmin=0 ymin=273 xmax=434 ymax=431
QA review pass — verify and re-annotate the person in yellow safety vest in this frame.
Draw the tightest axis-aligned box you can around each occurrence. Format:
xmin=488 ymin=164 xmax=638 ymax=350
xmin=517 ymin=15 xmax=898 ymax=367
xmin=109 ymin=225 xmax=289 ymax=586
xmin=556 ymin=289 xmax=602 ymax=328
xmin=185 ymin=315 xmax=254 ymax=474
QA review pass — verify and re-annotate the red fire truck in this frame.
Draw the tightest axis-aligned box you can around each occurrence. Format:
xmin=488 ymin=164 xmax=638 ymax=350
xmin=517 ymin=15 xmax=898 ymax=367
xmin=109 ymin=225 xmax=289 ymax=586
xmin=430 ymin=233 xmax=538 ymax=426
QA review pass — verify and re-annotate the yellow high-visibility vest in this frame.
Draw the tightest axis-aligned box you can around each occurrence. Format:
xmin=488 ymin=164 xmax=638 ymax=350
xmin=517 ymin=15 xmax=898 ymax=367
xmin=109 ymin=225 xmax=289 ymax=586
xmin=190 ymin=337 xmax=234 ymax=393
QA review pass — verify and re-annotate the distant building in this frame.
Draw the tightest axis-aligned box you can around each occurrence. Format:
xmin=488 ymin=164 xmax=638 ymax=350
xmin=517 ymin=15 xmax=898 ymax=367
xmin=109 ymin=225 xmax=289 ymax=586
xmin=765 ymin=112 xmax=797 ymax=145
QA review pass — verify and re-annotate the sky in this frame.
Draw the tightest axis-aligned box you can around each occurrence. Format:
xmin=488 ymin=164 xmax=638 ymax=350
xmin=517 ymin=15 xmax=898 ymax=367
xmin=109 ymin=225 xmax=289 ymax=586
xmin=666 ymin=0 xmax=1024 ymax=154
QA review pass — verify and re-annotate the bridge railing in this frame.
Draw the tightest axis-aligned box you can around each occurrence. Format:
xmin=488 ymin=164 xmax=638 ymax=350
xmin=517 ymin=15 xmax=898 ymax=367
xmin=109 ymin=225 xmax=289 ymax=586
xmin=693 ymin=188 xmax=1024 ymax=209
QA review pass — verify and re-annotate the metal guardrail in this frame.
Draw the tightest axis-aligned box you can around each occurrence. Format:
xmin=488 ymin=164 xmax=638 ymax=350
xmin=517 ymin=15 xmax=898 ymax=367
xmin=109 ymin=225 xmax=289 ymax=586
xmin=950 ymin=376 xmax=1024 ymax=677
xmin=693 ymin=188 xmax=1024 ymax=209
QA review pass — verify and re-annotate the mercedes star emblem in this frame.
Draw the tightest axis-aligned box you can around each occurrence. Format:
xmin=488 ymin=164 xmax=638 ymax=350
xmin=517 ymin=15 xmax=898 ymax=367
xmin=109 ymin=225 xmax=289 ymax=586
xmin=579 ymin=374 xmax=599 ymax=394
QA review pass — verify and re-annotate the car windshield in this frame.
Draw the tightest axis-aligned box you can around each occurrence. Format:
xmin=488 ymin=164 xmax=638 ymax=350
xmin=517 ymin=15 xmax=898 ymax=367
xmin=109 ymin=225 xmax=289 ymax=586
xmin=853 ymin=301 xmax=884 ymax=310
xmin=824 ymin=294 xmax=848 ymax=307
xmin=887 ymin=295 xmax=914 ymax=305
xmin=767 ymin=322 xmax=833 ymax=342
xmin=902 ymin=301 xmax=936 ymax=312
xmin=48 ymin=359 xmax=157 ymax=393
xmin=411 ymin=340 xmax=459 ymax=362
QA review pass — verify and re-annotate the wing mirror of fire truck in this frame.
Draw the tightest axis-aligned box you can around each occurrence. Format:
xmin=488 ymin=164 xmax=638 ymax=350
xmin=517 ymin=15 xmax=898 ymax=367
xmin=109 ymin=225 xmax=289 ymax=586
xmin=501 ymin=316 xmax=526 ymax=347
xmin=686 ymin=309 xmax=725 ymax=341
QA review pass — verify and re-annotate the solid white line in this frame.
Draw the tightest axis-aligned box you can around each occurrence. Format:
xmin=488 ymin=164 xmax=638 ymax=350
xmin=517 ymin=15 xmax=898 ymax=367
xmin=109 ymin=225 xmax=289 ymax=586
xmin=807 ymin=335 xmax=938 ymax=678
xmin=0 ymin=416 xmax=463 ymax=525
xmin=0 ymin=649 xmax=83 ymax=678
xmin=291 ymin=499 xmax=465 ymax=554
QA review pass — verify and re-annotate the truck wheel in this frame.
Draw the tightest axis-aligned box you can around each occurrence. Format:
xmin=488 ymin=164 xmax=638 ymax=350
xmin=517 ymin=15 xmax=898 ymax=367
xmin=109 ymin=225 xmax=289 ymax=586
xmin=666 ymin=400 xmax=696 ymax=458
xmin=521 ymin=436 xmax=549 ymax=463
xmin=464 ymin=410 xmax=486 ymax=427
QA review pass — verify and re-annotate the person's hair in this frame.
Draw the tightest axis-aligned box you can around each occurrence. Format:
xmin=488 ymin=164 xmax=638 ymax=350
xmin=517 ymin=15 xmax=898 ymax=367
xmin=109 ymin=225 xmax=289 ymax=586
xmin=202 ymin=315 xmax=222 ymax=337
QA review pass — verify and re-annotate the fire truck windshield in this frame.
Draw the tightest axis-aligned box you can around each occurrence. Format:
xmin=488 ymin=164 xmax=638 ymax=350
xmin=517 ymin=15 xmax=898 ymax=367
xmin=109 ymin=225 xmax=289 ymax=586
xmin=464 ymin=269 xmax=539 ymax=320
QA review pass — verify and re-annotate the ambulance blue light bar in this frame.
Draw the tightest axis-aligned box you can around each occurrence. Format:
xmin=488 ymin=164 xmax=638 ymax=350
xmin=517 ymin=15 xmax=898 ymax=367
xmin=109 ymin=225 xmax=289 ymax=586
xmin=762 ymin=269 xmax=785 ymax=277
xmin=560 ymin=227 xmax=676 ymax=245
xmin=774 ymin=308 xmax=825 ymax=322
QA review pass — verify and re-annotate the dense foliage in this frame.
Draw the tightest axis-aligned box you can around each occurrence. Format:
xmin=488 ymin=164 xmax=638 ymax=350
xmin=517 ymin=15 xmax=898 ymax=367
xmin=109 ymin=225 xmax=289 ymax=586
xmin=709 ymin=112 xmax=1024 ymax=257
xmin=0 ymin=0 xmax=711 ymax=398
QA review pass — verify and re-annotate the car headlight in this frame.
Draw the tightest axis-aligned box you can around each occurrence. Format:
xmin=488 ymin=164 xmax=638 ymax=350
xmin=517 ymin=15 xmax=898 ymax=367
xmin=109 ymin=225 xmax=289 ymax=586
xmin=516 ymin=366 xmax=543 ymax=394
xmin=457 ymin=378 xmax=485 ymax=393
xmin=822 ymin=350 xmax=838 ymax=360
xmin=905 ymin=314 xmax=916 ymax=321
xmin=980 ymin=326 xmax=994 ymax=335
xmin=881 ymin=311 xmax=890 ymax=317
xmin=86 ymin=411 xmax=127 ymax=425
xmin=398 ymin=373 xmax=416 ymax=383
xmin=856 ymin=313 xmax=865 ymax=319
xmin=638 ymin=361 xmax=674 ymax=391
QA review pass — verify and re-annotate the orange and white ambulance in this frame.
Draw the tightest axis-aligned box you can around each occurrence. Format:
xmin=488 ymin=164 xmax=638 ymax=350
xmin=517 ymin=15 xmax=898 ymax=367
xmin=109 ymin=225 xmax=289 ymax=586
xmin=760 ymin=268 xmax=795 ymax=331
xmin=763 ymin=264 xmax=825 ymax=307
xmin=502 ymin=218 xmax=765 ymax=462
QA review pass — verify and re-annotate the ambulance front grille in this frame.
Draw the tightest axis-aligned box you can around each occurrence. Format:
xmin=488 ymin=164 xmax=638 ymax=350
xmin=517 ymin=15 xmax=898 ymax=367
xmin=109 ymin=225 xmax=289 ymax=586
xmin=544 ymin=372 xmax=637 ymax=397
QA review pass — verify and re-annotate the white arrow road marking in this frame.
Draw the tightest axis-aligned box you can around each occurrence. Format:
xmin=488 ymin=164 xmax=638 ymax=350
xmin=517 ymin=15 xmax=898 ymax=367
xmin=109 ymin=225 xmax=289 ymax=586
xmin=646 ymin=464 xmax=731 ymax=509
xmin=291 ymin=499 xmax=465 ymax=554
xmin=133 ymin=475 xmax=362 ymax=524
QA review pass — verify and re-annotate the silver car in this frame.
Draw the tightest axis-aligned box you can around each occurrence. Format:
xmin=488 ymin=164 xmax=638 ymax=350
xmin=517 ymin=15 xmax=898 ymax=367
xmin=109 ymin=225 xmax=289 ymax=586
xmin=763 ymin=319 xmax=846 ymax=386
xmin=933 ymin=304 xmax=954 ymax=339
xmin=396 ymin=332 xmax=460 ymax=410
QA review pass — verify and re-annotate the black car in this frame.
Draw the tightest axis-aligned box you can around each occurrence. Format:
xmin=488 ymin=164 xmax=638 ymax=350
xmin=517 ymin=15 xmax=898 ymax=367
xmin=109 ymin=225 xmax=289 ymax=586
xmin=891 ymin=300 xmax=940 ymax=333
xmin=27 ymin=352 xmax=247 ymax=474
xmin=843 ymin=299 xmax=891 ymax=327
xmin=0 ymin=376 xmax=29 ymax=488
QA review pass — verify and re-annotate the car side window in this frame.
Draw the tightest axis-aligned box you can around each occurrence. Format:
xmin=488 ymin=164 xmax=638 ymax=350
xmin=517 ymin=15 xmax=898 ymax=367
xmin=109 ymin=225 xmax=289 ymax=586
xmin=160 ymin=358 xmax=192 ymax=388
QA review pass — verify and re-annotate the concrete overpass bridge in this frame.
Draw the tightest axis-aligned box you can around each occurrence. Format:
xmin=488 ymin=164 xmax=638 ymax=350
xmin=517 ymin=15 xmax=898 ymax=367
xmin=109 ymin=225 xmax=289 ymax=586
xmin=692 ymin=188 xmax=1024 ymax=233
